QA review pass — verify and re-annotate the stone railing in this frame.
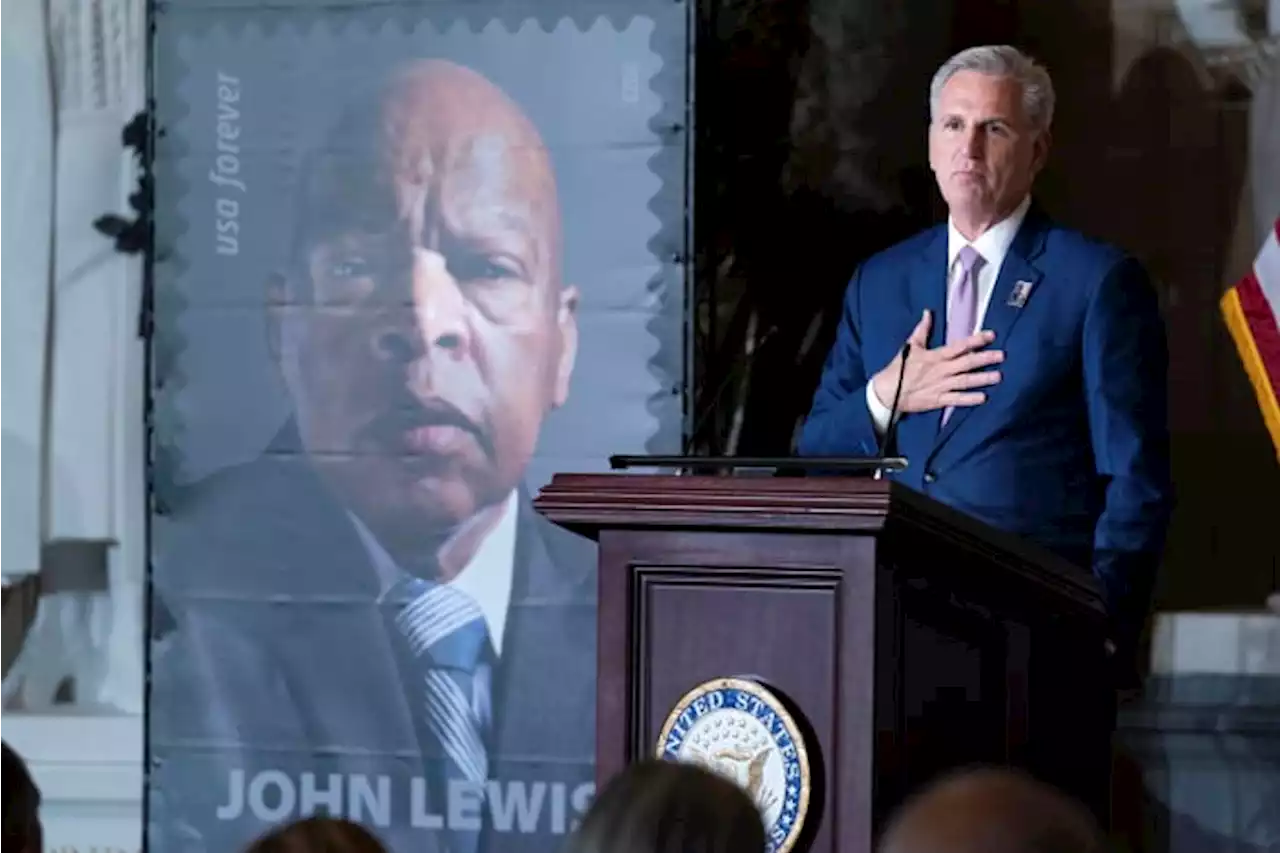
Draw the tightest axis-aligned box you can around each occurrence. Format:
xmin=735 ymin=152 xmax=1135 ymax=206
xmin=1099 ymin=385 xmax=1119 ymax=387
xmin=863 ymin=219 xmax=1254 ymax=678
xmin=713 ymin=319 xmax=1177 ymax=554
xmin=1114 ymin=610 xmax=1280 ymax=853
xmin=3 ymin=712 xmax=143 ymax=853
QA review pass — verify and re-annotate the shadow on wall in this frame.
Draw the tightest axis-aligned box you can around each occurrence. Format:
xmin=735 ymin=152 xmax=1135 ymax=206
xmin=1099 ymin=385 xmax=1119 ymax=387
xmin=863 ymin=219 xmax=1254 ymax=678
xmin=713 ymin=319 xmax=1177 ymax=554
xmin=1107 ymin=45 xmax=1274 ymax=609
xmin=937 ymin=2 xmax=1275 ymax=607
xmin=986 ymin=1 xmax=1274 ymax=606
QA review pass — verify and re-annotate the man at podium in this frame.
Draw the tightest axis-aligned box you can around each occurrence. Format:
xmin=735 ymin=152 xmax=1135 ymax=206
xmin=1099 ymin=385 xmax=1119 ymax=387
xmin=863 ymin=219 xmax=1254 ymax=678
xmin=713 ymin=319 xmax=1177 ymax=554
xmin=797 ymin=45 xmax=1173 ymax=668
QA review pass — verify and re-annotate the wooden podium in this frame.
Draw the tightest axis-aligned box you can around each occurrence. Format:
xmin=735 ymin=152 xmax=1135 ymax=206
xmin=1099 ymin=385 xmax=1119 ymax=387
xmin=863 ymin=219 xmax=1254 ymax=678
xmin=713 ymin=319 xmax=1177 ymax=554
xmin=535 ymin=473 xmax=1114 ymax=853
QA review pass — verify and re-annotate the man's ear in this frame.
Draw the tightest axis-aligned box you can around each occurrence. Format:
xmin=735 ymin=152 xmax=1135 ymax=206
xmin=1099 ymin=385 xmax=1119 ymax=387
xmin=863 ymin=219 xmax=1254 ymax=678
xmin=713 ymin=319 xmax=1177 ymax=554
xmin=265 ymin=272 xmax=288 ymax=366
xmin=552 ymin=284 xmax=580 ymax=409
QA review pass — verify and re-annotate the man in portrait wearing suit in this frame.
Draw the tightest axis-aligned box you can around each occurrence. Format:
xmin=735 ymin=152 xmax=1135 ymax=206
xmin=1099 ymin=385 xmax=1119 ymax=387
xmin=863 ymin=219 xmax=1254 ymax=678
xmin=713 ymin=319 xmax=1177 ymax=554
xmin=150 ymin=59 xmax=596 ymax=853
xmin=798 ymin=45 xmax=1174 ymax=670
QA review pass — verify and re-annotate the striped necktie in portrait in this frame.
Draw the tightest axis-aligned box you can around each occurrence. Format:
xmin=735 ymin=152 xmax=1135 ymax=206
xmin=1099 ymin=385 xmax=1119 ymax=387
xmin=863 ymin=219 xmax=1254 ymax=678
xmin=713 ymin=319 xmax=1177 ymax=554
xmin=393 ymin=577 xmax=495 ymax=853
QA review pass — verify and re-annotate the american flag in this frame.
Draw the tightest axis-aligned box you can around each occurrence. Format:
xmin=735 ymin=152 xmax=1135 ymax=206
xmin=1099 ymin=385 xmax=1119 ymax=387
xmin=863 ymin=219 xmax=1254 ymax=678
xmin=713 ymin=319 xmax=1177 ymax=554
xmin=1220 ymin=216 xmax=1280 ymax=461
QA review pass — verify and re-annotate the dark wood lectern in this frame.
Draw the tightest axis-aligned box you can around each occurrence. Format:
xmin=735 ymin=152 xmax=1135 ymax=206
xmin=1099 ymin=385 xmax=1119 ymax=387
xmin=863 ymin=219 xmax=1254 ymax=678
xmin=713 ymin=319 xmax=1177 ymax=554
xmin=534 ymin=474 xmax=1114 ymax=853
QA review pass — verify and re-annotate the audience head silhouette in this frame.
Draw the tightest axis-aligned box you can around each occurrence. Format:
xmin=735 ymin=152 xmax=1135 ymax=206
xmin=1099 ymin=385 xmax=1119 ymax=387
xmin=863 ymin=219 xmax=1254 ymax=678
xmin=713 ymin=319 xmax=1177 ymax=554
xmin=243 ymin=816 xmax=389 ymax=853
xmin=3 ymin=742 xmax=43 ymax=853
xmin=878 ymin=767 xmax=1105 ymax=853
xmin=565 ymin=759 xmax=767 ymax=853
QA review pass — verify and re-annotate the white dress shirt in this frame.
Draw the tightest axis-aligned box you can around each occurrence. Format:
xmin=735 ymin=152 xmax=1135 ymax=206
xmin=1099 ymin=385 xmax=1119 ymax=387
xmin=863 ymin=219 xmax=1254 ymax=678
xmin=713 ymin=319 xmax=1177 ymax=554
xmin=351 ymin=489 xmax=519 ymax=654
xmin=866 ymin=195 xmax=1032 ymax=434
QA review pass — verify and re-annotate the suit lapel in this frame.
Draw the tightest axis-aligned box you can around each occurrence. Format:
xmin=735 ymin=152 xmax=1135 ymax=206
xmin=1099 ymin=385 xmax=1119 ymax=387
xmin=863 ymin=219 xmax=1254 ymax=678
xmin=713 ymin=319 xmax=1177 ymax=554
xmin=908 ymin=225 xmax=951 ymax=350
xmin=491 ymin=499 xmax=595 ymax=755
xmin=483 ymin=497 xmax=596 ymax=851
xmin=896 ymin=227 xmax=949 ymax=455
xmin=931 ymin=208 xmax=1049 ymax=454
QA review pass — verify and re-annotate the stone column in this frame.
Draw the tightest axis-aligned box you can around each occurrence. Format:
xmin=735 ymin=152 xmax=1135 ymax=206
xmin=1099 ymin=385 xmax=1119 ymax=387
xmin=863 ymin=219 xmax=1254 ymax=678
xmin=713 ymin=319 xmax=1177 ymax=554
xmin=2 ymin=0 xmax=147 ymax=717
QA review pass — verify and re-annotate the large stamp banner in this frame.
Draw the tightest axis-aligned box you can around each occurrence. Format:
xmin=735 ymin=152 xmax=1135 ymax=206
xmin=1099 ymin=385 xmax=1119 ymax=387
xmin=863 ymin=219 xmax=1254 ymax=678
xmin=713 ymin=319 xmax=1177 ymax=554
xmin=146 ymin=3 xmax=688 ymax=853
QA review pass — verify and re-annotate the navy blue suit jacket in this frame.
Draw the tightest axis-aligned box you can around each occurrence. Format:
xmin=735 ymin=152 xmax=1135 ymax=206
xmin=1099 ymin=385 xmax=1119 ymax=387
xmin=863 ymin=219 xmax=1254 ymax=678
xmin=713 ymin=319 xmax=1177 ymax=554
xmin=798 ymin=206 xmax=1173 ymax=639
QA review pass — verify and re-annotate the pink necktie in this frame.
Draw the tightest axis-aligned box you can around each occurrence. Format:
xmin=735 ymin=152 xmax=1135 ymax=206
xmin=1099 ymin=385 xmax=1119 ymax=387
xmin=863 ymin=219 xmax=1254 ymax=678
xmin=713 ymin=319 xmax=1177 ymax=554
xmin=942 ymin=245 xmax=985 ymax=426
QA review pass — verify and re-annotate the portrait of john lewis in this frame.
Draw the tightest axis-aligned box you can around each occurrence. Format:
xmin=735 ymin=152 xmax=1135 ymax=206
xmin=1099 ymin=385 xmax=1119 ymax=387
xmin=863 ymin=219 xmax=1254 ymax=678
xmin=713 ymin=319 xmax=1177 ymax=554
xmin=150 ymin=59 xmax=599 ymax=853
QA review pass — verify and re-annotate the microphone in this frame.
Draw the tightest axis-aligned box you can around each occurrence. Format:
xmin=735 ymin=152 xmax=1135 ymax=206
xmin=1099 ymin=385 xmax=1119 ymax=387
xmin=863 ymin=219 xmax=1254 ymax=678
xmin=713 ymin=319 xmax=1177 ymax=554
xmin=873 ymin=342 xmax=911 ymax=480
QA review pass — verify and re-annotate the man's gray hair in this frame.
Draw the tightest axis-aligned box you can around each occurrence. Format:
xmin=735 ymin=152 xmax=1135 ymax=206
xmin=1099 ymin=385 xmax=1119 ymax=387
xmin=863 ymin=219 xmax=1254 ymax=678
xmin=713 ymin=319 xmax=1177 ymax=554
xmin=929 ymin=45 xmax=1055 ymax=132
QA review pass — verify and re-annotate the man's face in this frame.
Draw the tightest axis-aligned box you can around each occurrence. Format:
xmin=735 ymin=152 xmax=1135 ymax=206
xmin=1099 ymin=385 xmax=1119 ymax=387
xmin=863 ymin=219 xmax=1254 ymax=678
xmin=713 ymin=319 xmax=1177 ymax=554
xmin=277 ymin=62 xmax=578 ymax=542
xmin=928 ymin=70 xmax=1048 ymax=227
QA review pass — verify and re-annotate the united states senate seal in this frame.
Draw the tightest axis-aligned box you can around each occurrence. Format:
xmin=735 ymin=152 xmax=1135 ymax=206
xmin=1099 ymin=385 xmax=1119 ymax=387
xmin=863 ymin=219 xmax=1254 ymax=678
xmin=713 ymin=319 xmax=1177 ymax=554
xmin=655 ymin=677 xmax=812 ymax=853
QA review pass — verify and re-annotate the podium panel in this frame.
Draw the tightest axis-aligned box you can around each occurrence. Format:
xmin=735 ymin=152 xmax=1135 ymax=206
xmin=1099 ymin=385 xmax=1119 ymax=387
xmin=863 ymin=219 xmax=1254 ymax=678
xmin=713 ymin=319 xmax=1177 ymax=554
xmin=601 ymin=530 xmax=873 ymax=853
xmin=536 ymin=474 xmax=1111 ymax=853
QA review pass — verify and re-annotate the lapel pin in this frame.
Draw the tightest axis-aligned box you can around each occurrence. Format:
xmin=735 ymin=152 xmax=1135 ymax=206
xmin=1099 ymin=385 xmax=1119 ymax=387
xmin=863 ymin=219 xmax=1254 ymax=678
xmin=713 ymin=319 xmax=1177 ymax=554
xmin=1007 ymin=280 xmax=1034 ymax=309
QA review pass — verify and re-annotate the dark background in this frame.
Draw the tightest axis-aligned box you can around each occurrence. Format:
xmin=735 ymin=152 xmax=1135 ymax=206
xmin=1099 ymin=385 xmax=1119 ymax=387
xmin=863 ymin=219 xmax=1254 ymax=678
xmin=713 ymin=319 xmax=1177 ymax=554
xmin=685 ymin=0 xmax=1279 ymax=611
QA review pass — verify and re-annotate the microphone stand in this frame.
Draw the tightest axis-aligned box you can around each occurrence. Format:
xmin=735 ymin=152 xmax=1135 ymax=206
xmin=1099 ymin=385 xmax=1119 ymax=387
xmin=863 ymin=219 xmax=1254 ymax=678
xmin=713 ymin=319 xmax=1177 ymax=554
xmin=873 ymin=342 xmax=911 ymax=481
